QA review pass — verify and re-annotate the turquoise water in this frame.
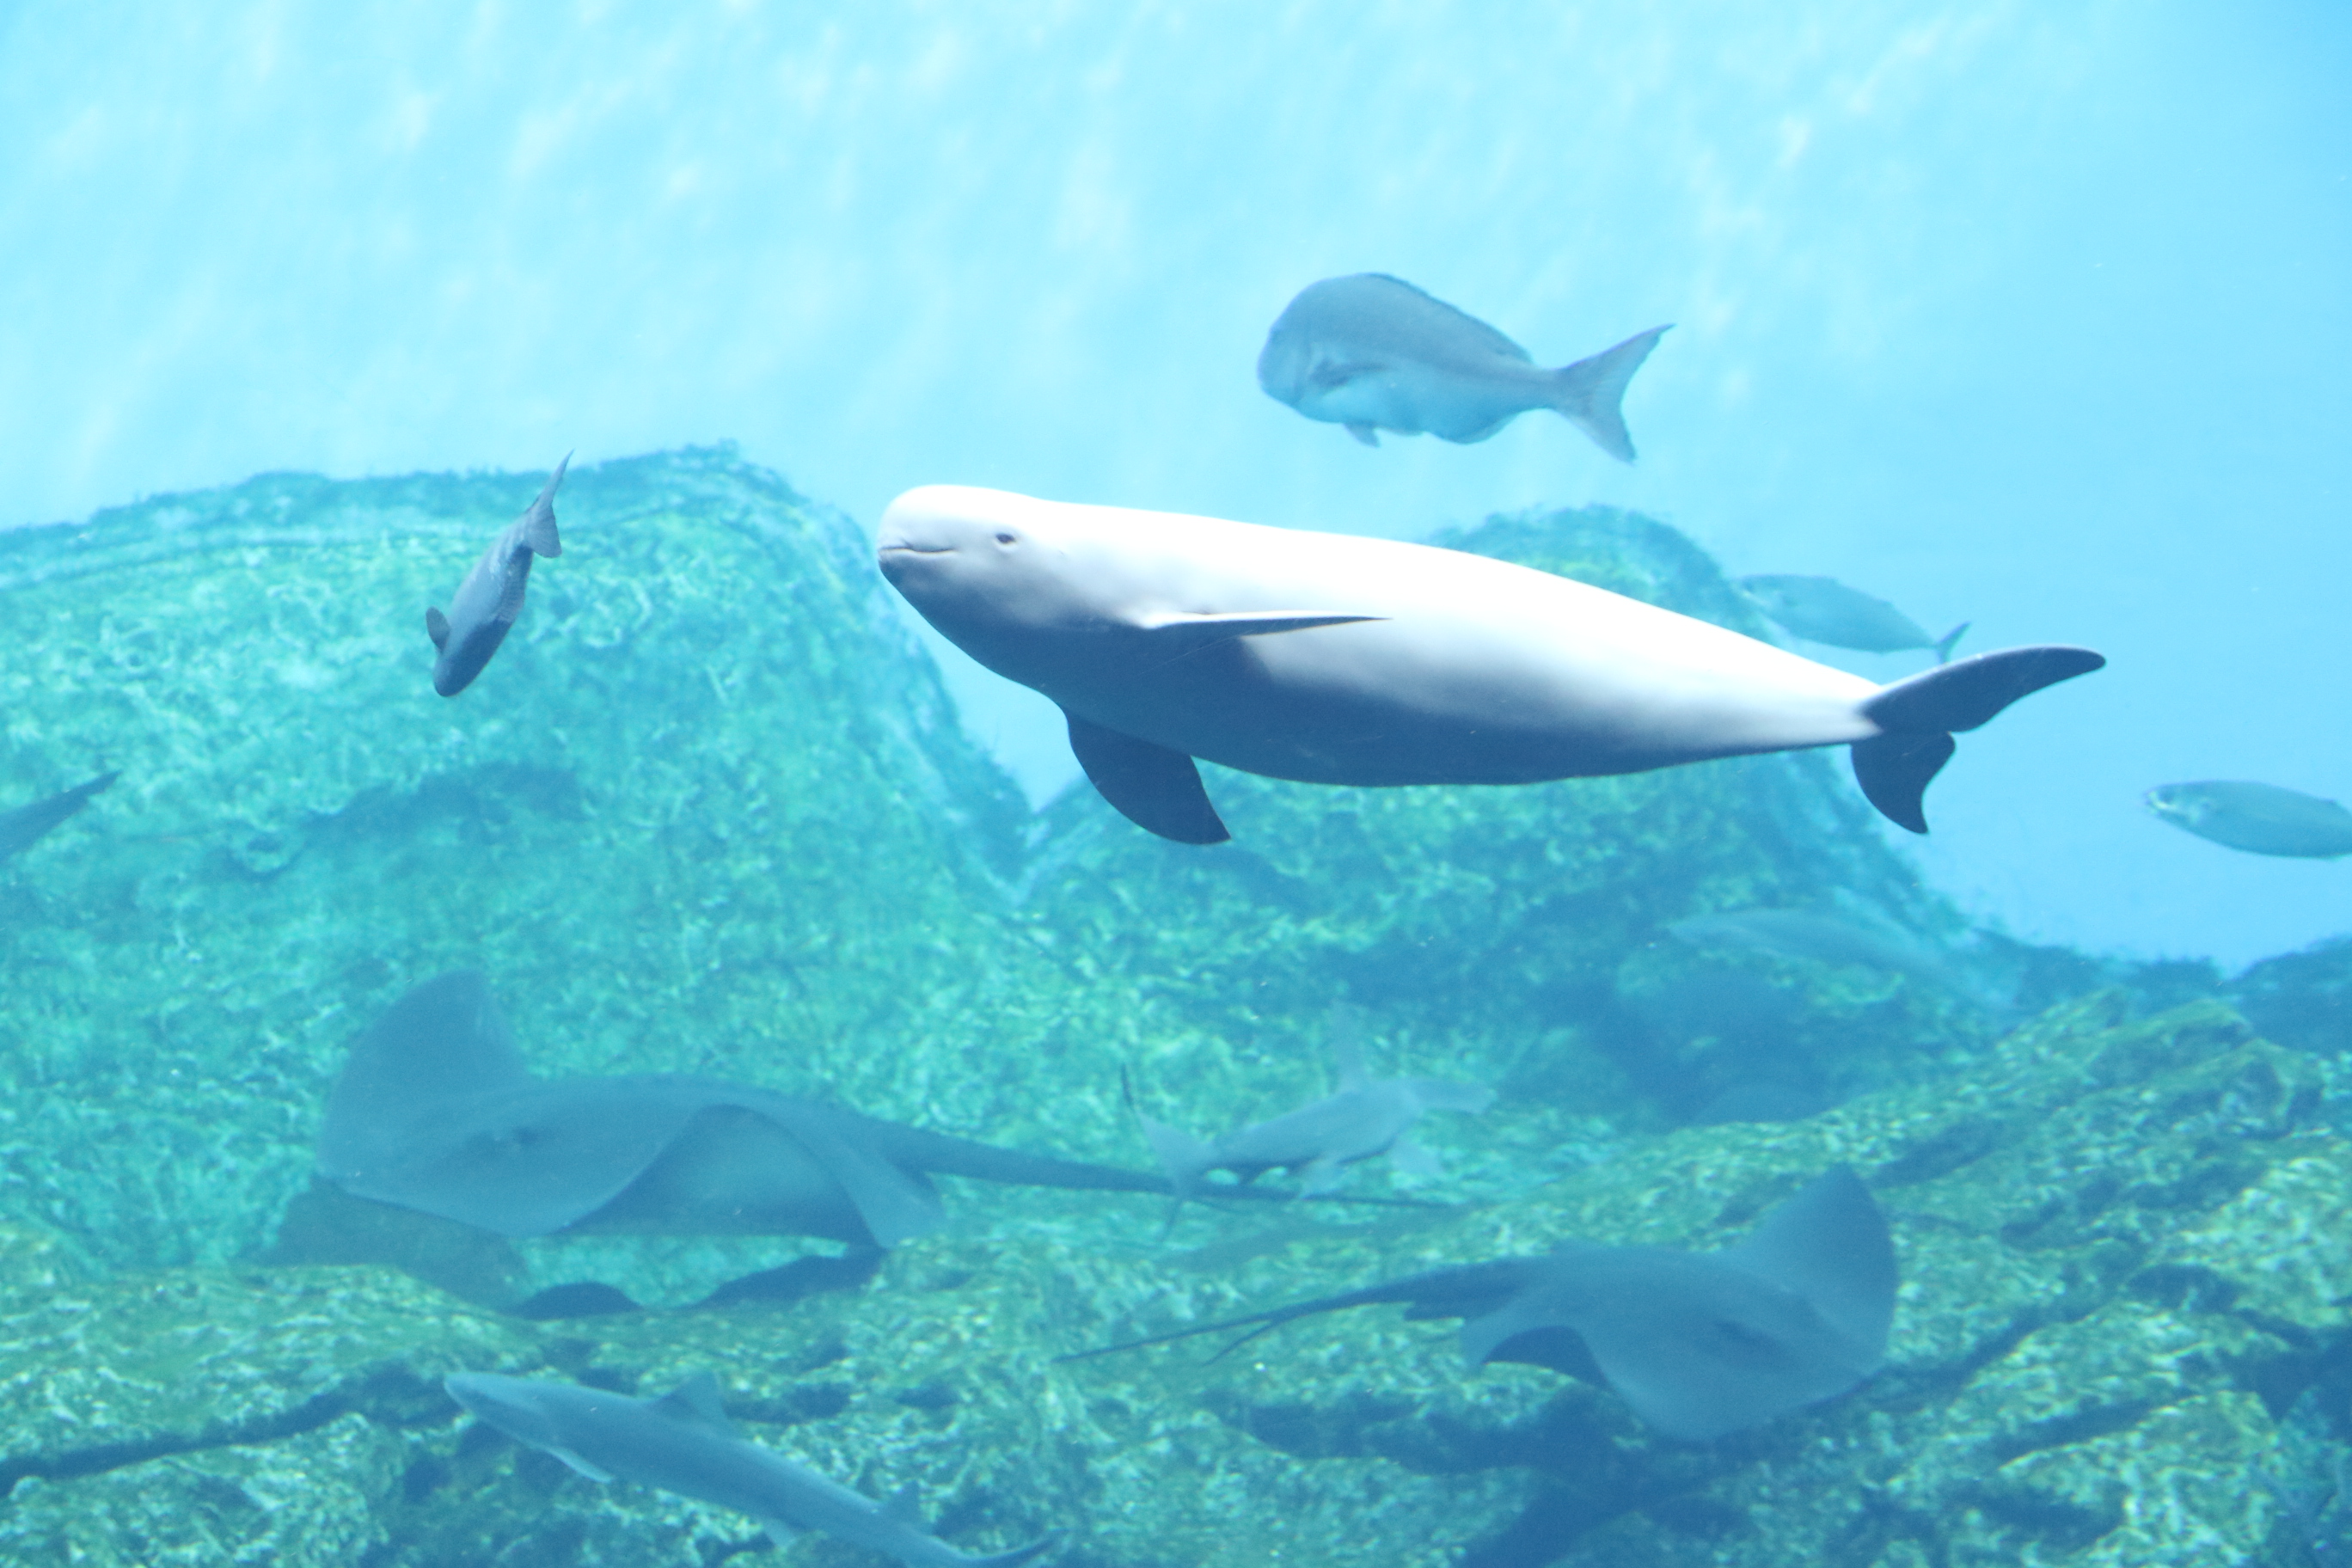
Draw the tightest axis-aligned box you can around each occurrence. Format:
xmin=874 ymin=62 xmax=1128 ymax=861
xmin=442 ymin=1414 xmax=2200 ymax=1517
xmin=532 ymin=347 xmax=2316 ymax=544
xmin=0 ymin=7 xmax=2347 ymax=1565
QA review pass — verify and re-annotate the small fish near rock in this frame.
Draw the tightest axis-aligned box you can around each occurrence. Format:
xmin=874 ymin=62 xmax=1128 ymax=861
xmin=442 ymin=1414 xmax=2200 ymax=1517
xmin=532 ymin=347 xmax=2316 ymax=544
xmin=875 ymin=486 xmax=2105 ymax=844
xmin=1136 ymin=1008 xmax=1491 ymax=1219
xmin=444 ymin=1370 xmax=1056 ymax=1565
xmin=2145 ymin=780 xmax=2352 ymax=859
xmin=1737 ymin=574 xmax=1968 ymax=662
xmin=1257 ymin=273 xmax=1669 ymax=460
xmin=1063 ymin=1166 xmax=1896 ymax=1442
xmin=426 ymin=453 xmax=569 ymax=696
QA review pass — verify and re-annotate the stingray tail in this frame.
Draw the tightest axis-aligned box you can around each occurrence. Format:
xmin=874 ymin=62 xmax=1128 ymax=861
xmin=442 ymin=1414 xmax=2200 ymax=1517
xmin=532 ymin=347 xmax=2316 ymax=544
xmin=1851 ymin=646 xmax=2105 ymax=833
xmin=1931 ymin=622 xmax=1970 ymax=665
xmin=1551 ymin=324 xmax=1670 ymax=462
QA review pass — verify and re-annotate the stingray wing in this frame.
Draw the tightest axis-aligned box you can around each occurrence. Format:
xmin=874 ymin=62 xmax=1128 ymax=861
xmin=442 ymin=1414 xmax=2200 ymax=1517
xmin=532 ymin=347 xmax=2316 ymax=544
xmin=732 ymin=1092 xmax=949 ymax=1246
xmin=327 ymin=1076 xmax=719 ymax=1237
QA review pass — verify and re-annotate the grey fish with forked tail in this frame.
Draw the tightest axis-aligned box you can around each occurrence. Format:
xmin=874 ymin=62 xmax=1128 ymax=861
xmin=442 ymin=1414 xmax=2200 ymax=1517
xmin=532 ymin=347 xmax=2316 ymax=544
xmin=1256 ymin=274 xmax=1669 ymax=460
xmin=426 ymin=453 xmax=568 ymax=695
xmin=444 ymin=1370 xmax=1055 ymax=1565
xmin=1737 ymin=574 xmax=1968 ymax=663
xmin=2145 ymin=781 xmax=2352 ymax=859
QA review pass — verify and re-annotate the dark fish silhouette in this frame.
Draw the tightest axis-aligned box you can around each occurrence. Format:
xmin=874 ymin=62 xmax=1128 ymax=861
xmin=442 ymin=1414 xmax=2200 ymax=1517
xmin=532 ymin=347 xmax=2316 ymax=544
xmin=1256 ymin=274 xmax=1669 ymax=459
xmin=445 ymin=1371 xmax=1055 ymax=1565
xmin=0 ymin=771 xmax=119 ymax=861
xmin=2145 ymin=781 xmax=2352 ymax=859
xmin=320 ymin=973 xmax=1405 ymax=1249
xmin=426 ymin=454 xmax=567 ymax=696
xmin=1063 ymin=1167 xmax=1896 ymax=1442
xmin=1737 ymin=575 xmax=1968 ymax=662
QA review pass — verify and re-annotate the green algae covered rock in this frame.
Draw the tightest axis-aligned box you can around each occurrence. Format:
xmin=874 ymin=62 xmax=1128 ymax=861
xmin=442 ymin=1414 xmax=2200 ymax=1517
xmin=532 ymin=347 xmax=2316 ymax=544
xmin=0 ymin=450 xmax=2340 ymax=1565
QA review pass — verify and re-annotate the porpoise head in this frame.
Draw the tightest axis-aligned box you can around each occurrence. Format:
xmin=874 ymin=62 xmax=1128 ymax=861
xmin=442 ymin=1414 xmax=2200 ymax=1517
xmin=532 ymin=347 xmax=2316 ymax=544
xmin=877 ymin=486 xmax=1136 ymax=688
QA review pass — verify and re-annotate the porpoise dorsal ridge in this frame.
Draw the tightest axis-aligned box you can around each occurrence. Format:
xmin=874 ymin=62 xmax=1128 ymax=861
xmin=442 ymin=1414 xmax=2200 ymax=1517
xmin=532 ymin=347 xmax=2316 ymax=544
xmin=875 ymin=487 xmax=2104 ymax=842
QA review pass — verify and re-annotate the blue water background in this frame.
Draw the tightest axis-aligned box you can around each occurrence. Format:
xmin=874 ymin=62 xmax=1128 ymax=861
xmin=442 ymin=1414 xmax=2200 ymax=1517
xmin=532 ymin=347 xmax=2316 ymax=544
xmin=0 ymin=2 xmax=2345 ymax=967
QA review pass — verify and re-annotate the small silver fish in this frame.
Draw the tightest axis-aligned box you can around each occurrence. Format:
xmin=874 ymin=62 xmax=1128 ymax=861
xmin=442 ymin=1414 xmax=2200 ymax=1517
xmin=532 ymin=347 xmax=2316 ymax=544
xmin=2145 ymin=781 xmax=2352 ymax=859
xmin=426 ymin=454 xmax=568 ymax=696
xmin=1737 ymin=575 xmax=1967 ymax=661
xmin=1255 ymin=273 xmax=1669 ymax=459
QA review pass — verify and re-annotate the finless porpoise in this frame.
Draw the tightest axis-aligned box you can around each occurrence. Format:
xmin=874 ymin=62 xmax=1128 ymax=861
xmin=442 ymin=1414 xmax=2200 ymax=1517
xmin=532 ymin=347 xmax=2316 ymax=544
xmin=1737 ymin=574 xmax=1969 ymax=663
xmin=444 ymin=1370 xmax=1054 ymax=1565
xmin=1256 ymin=273 xmax=1669 ymax=459
xmin=2144 ymin=781 xmax=2352 ymax=859
xmin=426 ymin=453 xmax=568 ymax=696
xmin=875 ymin=487 xmax=2104 ymax=844
xmin=1063 ymin=1166 xmax=1896 ymax=1442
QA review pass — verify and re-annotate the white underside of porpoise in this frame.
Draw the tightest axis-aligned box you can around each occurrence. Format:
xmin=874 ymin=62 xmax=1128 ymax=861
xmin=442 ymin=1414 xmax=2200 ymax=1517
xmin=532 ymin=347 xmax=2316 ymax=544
xmin=879 ymin=486 xmax=1880 ymax=787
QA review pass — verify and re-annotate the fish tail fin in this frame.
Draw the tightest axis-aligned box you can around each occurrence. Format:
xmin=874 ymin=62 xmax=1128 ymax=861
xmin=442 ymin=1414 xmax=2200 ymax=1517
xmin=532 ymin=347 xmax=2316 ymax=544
xmin=1137 ymin=1113 xmax=1214 ymax=1200
xmin=522 ymin=452 xmax=569 ymax=558
xmin=1551 ymin=324 xmax=1671 ymax=462
xmin=1852 ymin=646 xmax=2105 ymax=832
xmin=1931 ymin=622 xmax=1971 ymax=664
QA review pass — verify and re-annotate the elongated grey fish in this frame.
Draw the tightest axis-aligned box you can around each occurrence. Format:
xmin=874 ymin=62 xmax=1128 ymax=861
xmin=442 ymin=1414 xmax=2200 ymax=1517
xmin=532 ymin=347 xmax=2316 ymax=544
xmin=2145 ymin=781 xmax=2352 ymax=859
xmin=1256 ymin=274 xmax=1669 ymax=460
xmin=426 ymin=454 xmax=568 ymax=696
xmin=445 ymin=1370 xmax=1054 ymax=1565
xmin=1137 ymin=1008 xmax=1491 ymax=1210
xmin=1063 ymin=1167 xmax=1896 ymax=1442
xmin=1736 ymin=575 xmax=1967 ymax=662
xmin=0 ymin=771 xmax=117 ymax=861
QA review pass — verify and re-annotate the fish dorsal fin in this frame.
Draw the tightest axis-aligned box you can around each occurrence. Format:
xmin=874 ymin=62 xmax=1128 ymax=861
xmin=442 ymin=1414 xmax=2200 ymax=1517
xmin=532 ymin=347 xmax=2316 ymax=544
xmin=319 ymin=971 xmax=534 ymax=1172
xmin=1718 ymin=1167 xmax=1896 ymax=1361
xmin=425 ymin=606 xmax=451 ymax=651
xmin=1326 ymin=1002 xmax=1369 ymax=1091
xmin=1130 ymin=609 xmax=1385 ymax=654
xmin=882 ymin=1484 xmax=924 ymax=1526
xmin=646 ymin=1371 xmax=739 ymax=1436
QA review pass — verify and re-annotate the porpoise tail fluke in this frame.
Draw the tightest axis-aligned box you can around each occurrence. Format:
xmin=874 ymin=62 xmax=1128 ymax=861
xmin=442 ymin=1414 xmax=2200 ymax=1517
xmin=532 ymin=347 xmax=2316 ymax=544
xmin=1552 ymin=325 xmax=1671 ymax=462
xmin=1851 ymin=646 xmax=2105 ymax=833
xmin=1931 ymin=622 xmax=1970 ymax=665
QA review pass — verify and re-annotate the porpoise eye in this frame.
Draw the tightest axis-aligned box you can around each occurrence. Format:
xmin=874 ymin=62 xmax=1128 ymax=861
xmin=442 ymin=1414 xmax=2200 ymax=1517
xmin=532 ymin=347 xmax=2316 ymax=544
xmin=994 ymin=531 xmax=1017 ymax=546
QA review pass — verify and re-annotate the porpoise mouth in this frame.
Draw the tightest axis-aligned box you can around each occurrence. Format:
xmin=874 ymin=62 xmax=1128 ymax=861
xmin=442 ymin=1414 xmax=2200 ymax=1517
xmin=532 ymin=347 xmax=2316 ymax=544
xmin=877 ymin=541 xmax=955 ymax=556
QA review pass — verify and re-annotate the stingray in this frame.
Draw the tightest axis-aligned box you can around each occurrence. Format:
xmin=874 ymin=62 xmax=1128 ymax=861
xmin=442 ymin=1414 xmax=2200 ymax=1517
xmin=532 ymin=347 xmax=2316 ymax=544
xmin=320 ymin=972 xmax=1409 ymax=1251
xmin=1060 ymin=1167 xmax=1896 ymax=1441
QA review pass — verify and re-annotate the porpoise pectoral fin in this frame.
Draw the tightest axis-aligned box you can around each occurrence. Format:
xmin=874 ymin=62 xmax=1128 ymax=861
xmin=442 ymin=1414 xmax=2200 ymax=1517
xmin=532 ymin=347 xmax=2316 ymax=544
xmin=426 ymin=606 xmax=451 ymax=652
xmin=1387 ymin=1131 xmax=1442 ymax=1179
xmin=763 ymin=1519 xmax=799 ymax=1548
xmin=549 ymin=1448 xmax=616 ymax=1483
xmin=520 ymin=451 xmax=568 ymax=558
xmin=1344 ymin=422 xmax=1381 ymax=446
xmin=1065 ymin=712 xmax=1230 ymax=845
